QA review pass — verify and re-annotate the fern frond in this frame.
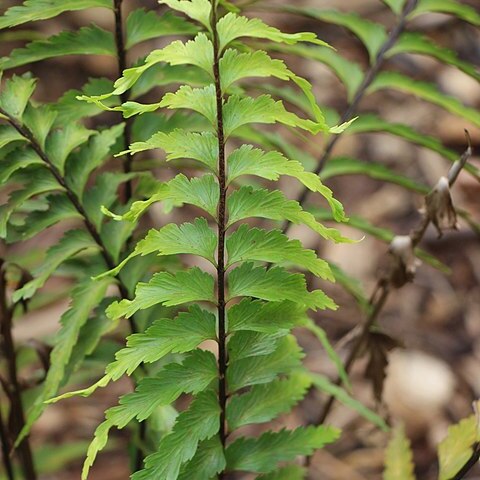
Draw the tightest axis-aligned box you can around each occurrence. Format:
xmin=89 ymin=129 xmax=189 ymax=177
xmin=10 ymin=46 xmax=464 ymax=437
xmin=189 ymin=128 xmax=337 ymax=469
xmin=0 ymin=0 xmax=112 ymax=30
xmin=0 ymin=25 xmax=115 ymax=70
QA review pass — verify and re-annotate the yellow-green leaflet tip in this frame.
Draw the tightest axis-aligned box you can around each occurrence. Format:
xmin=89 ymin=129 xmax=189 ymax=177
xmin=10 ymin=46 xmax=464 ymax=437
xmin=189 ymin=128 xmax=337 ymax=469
xmin=100 ymin=205 xmax=122 ymax=221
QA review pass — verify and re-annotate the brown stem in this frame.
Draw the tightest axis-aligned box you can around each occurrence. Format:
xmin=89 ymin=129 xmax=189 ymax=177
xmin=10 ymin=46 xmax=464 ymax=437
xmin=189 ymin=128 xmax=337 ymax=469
xmin=0 ymin=403 xmax=15 ymax=480
xmin=113 ymin=0 xmax=134 ymax=201
xmin=0 ymin=262 xmax=37 ymax=480
xmin=451 ymin=443 xmax=480 ymax=480
xmin=211 ymin=0 xmax=228 ymax=473
xmin=283 ymin=0 xmax=419 ymax=234
xmin=308 ymin=141 xmax=472 ymax=444
xmin=314 ymin=286 xmax=390 ymax=429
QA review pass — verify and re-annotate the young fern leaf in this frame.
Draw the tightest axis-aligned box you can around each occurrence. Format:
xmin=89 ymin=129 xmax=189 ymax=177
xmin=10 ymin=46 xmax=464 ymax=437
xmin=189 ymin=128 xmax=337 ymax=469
xmin=82 ymin=349 xmax=218 ymax=477
xmin=125 ymin=9 xmax=199 ymax=48
xmin=437 ymin=415 xmax=480 ymax=480
xmin=225 ymin=426 xmax=340 ymax=474
xmin=50 ymin=306 xmax=217 ymax=400
xmin=383 ymin=425 xmax=416 ymax=480
xmin=52 ymin=1 xmax=392 ymax=477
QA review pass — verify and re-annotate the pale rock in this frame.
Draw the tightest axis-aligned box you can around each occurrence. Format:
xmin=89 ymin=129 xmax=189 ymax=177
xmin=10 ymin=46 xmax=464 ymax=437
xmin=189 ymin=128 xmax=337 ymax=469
xmin=384 ymin=350 xmax=456 ymax=435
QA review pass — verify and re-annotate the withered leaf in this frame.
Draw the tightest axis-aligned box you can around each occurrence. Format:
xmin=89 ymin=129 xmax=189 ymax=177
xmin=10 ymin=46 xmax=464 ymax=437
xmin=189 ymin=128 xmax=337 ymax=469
xmin=425 ymin=176 xmax=459 ymax=238
xmin=364 ymin=331 xmax=402 ymax=403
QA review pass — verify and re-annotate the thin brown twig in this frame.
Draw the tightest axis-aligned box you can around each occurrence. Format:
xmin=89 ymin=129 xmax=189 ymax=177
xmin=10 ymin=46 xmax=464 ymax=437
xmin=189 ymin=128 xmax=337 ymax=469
xmin=310 ymin=133 xmax=472 ymax=437
xmin=0 ymin=261 xmax=37 ymax=480
xmin=0 ymin=405 xmax=14 ymax=480
xmin=211 ymin=3 xmax=229 ymax=477
xmin=451 ymin=443 xmax=480 ymax=480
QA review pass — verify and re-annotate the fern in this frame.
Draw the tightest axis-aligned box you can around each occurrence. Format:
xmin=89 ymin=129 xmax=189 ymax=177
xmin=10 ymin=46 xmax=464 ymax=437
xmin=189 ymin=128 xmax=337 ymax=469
xmin=0 ymin=0 xmax=477 ymax=478
xmin=0 ymin=0 xmax=203 ymax=453
xmin=384 ymin=425 xmax=416 ymax=480
xmin=44 ymin=0 xmax=369 ymax=477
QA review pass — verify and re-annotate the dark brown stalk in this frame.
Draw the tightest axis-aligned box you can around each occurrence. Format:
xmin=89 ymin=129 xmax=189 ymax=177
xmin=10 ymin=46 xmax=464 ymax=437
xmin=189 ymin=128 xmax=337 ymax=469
xmin=0 ymin=262 xmax=36 ymax=480
xmin=0 ymin=406 xmax=14 ymax=480
xmin=310 ymin=137 xmax=472 ymax=436
xmin=112 ymin=1 xmax=146 ymax=466
xmin=451 ymin=443 xmax=480 ymax=480
xmin=283 ymin=0 xmax=419 ymax=234
xmin=113 ymin=0 xmax=134 ymax=200
xmin=0 ymin=107 xmax=136 ymax=331
xmin=210 ymin=0 xmax=228 ymax=471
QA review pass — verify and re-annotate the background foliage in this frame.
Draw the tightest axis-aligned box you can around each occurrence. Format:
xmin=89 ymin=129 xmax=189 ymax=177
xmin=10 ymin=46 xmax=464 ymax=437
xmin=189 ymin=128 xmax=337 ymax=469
xmin=0 ymin=0 xmax=479 ymax=479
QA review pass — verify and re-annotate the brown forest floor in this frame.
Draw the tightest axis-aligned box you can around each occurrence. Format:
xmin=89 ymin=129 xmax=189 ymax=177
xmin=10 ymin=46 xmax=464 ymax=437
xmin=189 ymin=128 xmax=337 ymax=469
xmin=1 ymin=0 xmax=480 ymax=479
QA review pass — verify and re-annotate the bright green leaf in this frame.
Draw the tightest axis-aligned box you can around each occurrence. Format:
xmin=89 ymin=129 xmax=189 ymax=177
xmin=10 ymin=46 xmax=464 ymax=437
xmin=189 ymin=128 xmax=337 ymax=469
xmin=106 ymin=267 xmax=215 ymax=319
xmin=0 ymin=0 xmax=112 ymax=30
xmin=228 ymin=299 xmax=307 ymax=334
xmin=217 ymin=12 xmax=330 ymax=51
xmin=50 ymin=306 xmax=216 ymax=400
xmin=225 ymin=425 xmax=341 ymax=473
xmin=227 ymin=372 xmax=312 ymax=430
xmin=227 ymin=186 xmax=352 ymax=243
xmin=23 ymin=104 xmax=57 ymax=150
xmin=97 ymin=218 xmax=218 ymax=278
xmin=126 ymin=8 xmax=199 ymax=49
xmin=122 ymin=129 xmax=218 ymax=172
xmin=0 ymin=73 xmax=36 ymax=120
xmin=178 ymin=436 xmax=226 ymax=480
xmin=66 ymin=124 xmax=125 ymax=196
xmin=228 ymin=262 xmax=337 ymax=310
xmin=158 ymin=0 xmax=212 ymax=31
xmin=227 ymin=145 xmax=346 ymax=220
xmin=227 ymin=336 xmax=304 ymax=392
xmin=45 ymin=123 xmax=94 ymax=174
xmin=81 ymin=350 xmax=217 ymax=477
xmin=130 ymin=390 xmax=220 ymax=480
xmin=226 ymin=225 xmax=333 ymax=280
xmin=103 ymin=173 xmax=219 ymax=222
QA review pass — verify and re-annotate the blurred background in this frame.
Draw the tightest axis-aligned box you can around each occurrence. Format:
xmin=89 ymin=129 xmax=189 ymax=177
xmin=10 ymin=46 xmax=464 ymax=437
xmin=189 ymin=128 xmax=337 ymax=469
xmin=0 ymin=0 xmax=479 ymax=478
